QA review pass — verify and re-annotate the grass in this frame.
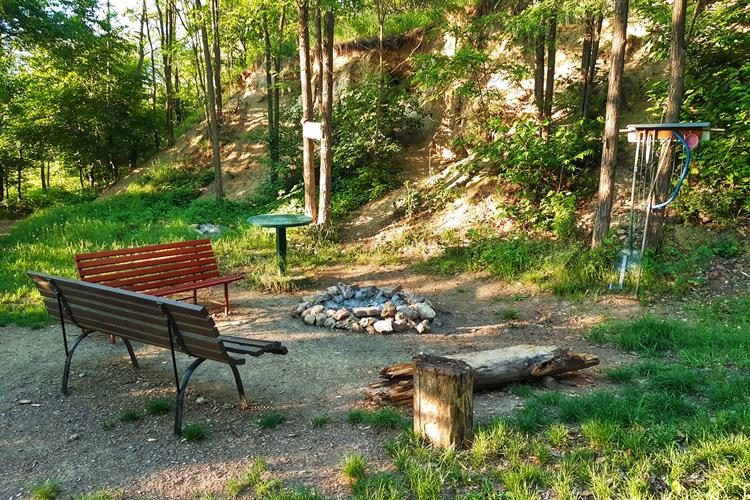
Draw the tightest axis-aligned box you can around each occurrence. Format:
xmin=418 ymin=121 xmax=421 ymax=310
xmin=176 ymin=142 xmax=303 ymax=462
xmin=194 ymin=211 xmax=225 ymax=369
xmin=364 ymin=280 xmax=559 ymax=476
xmin=497 ymin=308 xmax=519 ymax=320
xmin=310 ymin=414 xmax=331 ymax=428
xmin=29 ymin=480 xmax=61 ymax=500
xmin=257 ymin=411 xmax=287 ymax=429
xmin=145 ymin=398 xmax=172 ymax=416
xmin=181 ymin=423 xmax=207 ymax=442
xmin=227 ymin=459 xmax=323 ymax=499
xmin=341 ymin=454 xmax=368 ymax=484
xmin=100 ymin=420 xmax=115 ymax=431
xmin=73 ymin=492 xmax=119 ymax=500
xmin=118 ymin=410 xmax=140 ymax=423
xmin=347 ymin=408 xmax=407 ymax=430
xmin=370 ymin=296 xmax=750 ymax=498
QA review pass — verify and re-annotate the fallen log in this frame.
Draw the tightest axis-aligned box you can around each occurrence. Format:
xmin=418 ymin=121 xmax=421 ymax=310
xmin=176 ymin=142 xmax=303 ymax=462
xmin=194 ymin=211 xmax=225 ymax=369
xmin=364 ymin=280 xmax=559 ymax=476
xmin=363 ymin=345 xmax=599 ymax=408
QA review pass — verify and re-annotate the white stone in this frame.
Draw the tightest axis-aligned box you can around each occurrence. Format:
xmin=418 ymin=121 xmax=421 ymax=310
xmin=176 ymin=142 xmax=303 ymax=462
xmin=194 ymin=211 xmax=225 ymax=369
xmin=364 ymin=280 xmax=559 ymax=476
xmin=374 ymin=319 xmax=394 ymax=334
xmin=415 ymin=303 xmax=436 ymax=320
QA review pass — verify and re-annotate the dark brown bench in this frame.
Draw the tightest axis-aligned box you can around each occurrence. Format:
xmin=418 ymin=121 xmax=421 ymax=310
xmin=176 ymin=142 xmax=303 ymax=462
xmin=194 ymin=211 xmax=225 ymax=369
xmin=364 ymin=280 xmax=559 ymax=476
xmin=28 ymin=271 xmax=287 ymax=435
xmin=74 ymin=239 xmax=244 ymax=316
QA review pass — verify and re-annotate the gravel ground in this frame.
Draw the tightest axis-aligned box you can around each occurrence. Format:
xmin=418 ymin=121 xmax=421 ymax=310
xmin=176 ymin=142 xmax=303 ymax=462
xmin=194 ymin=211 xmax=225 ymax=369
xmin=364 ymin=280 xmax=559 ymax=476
xmin=0 ymin=266 xmax=642 ymax=499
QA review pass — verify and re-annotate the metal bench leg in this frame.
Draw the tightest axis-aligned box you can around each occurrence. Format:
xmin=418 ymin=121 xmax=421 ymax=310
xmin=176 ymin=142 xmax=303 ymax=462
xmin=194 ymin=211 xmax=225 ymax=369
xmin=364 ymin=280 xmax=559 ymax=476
xmin=229 ymin=364 xmax=249 ymax=410
xmin=192 ymin=289 xmax=198 ymax=305
xmin=223 ymin=282 xmax=229 ymax=316
xmin=174 ymin=357 xmax=206 ymax=436
xmin=61 ymin=329 xmax=93 ymax=395
xmin=120 ymin=337 xmax=139 ymax=369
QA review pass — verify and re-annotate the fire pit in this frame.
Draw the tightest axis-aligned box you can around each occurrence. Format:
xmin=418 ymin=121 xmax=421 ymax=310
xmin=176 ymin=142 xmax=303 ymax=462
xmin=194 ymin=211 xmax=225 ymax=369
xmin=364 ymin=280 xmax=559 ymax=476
xmin=291 ymin=283 xmax=439 ymax=334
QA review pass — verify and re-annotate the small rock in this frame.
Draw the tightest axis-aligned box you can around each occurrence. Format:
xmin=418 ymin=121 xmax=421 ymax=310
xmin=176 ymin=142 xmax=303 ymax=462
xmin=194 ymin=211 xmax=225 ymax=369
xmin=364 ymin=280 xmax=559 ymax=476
xmin=359 ymin=317 xmax=376 ymax=327
xmin=335 ymin=320 xmax=350 ymax=329
xmin=68 ymin=433 xmax=80 ymax=442
xmin=324 ymin=317 xmax=336 ymax=328
xmin=541 ymin=376 xmax=560 ymax=390
xmin=352 ymin=306 xmax=380 ymax=318
xmin=326 ymin=286 xmax=339 ymax=296
xmin=415 ymin=320 xmax=431 ymax=334
xmin=18 ymin=400 xmax=31 ymax=405
xmin=382 ymin=285 xmax=402 ymax=297
xmin=303 ymin=314 xmax=316 ymax=325
xmin=78 ymin=372 xmax=86 ymax=378
xmin=433 ymin=319 xmax=444 ymax=327
xmin=381 ymin=301 xmax=396 ymax=318
xmin=374 ymin=319 xmax=394 ymax=334
xmin=196 ymin=397 xmax=208 ymax=405
xmin=396 ymin=305 xmax=418 ymax=319
xmin=415 ymin=303 xmax=436 ymax=320
xmin=309 ymin=304 xmax=325 ymax=315
xmin=325 ymin=309 xmax=336 ymax=318
xmin=315 ymin=313 xmax=328 ymax=326
xmin=292 ymin=303 xmax=308 ymax=317
xmin=351 ymin=323 xmax=364 ymax=333
xmin=393 ymin=320 xmax=410 ymax=332
xmin=333 ymin=309 xmax=349 ymax=321
xmin=365 ymin=325 xmax=376 ymax=334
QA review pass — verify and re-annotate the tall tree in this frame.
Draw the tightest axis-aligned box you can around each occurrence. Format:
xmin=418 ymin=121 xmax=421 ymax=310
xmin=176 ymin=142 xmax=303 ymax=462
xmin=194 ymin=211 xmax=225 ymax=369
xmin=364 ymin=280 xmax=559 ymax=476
xmin=591 ymin=0 xmax=629 ymax=247
xmin=210 ymin=0 xmax=222 ymax=118
xmin=155 ymin=0 xmax=176 ymax=144
xmin=646 ymin=0 xmax=688 ymax=248
xmin=580 ymin=11 xmax=603 ymax=118
xmin=296 ymin=0 xmax=316 ymax=222
xmin=317 ymin=9 xmax=334 ymax=225
xmin=262 ymin=9 xmax=274 ymax=158
xmin=196 ymin=0 xmax=223 ymax=199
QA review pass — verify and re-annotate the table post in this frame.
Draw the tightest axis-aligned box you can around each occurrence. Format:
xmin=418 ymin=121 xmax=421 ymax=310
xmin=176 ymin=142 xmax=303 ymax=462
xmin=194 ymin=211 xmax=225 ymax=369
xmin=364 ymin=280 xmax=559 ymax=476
xmin=275 ymin=227 xmax=288 ymax=275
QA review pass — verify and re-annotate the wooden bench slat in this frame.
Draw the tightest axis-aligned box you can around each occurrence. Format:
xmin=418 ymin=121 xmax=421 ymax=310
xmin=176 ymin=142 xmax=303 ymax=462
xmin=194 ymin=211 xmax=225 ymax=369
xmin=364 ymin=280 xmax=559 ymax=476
xmin=77 ymin=251 xmax=216 ymax=277
xmin=41 ymin=296 xmax=219 ymax=337
xmin=74 ymin=239 xmax=213 ymax=261
xmin=76 ymin=244 xmax=214 ymax=270
xmin=149 ymin=274 xmax=244 ymax=296
xmin=93 ymin=263 xmax=220 ymax=290
xmin=125 ymin=270 xmax=223 ymax=293
xmin=35 ymin=279 xmax=211 ymax=321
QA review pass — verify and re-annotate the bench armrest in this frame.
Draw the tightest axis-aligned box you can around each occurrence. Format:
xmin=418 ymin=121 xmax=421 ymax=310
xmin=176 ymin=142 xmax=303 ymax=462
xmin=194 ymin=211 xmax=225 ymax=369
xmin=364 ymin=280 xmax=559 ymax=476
xmin=218 ymin=335 xmax=288 ymax=356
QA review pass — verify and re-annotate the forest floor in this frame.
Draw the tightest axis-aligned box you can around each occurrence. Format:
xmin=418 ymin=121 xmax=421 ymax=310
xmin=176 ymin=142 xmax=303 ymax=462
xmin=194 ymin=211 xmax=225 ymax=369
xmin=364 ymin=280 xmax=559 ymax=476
xmin=1 ymin=263 xmax=648 ymax=499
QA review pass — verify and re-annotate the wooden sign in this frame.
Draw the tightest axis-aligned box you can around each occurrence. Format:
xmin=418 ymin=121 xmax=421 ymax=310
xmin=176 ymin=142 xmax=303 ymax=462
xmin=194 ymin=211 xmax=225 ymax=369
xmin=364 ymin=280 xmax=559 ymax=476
xmin=302 ymin=121 xmax=323 ymax=141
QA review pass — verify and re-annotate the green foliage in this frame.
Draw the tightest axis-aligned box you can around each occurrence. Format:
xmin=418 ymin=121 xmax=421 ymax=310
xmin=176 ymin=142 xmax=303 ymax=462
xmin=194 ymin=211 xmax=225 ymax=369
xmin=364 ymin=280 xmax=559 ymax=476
xmin=100 ymin=420 xmax=115 ymax=431
xmin=310 ymin=415 xmax=331 ymax=428
xmin=118 ymin=410 xmax=140 ymax=423
xmin=29 ymin=480 xmax=61 ymax=500
xmin=497 ymin=308 xmax=519 ymax=320
xmin=182 ymin=423 xmax=207 ymax=442
xmin=342 ymin=453 xmax=368 ymax=484
xmin=257 ymin=411 xmax=287 ymax=429
xmin=347 ymin=408 xmax=408 ymax=430
xmin=145 ymin=398 xmax=172 ymax=416
xmin=331 ymin=76 xmax=421 ymax=219
xmin=227 ymin=458 xmax=268 ymax=497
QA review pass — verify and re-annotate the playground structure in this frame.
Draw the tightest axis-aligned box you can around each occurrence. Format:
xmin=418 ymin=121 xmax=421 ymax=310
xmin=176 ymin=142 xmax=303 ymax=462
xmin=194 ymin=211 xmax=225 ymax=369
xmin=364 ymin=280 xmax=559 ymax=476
xmin=611 ymin=122 xmax=713 ymax=295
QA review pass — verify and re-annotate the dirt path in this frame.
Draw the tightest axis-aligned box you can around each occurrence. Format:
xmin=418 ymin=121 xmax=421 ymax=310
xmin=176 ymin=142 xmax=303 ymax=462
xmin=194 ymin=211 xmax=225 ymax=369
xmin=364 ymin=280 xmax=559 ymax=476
xmin=0 ymin=265 xmax=642 ymax=499
xmin=0 ymin=218 xmax=19 ymax=237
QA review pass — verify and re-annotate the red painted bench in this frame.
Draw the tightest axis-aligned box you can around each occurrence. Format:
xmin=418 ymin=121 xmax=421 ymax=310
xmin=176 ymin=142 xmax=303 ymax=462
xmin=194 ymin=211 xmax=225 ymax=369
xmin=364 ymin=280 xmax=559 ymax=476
xmin=75 ymin=239 xmax=243 ymax=315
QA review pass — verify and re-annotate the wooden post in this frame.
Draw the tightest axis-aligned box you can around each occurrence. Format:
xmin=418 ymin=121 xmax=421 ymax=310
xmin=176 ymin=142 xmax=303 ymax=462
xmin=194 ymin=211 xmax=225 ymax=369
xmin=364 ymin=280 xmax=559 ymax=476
xmin=413 ymin=354 xmax=473 ymax=450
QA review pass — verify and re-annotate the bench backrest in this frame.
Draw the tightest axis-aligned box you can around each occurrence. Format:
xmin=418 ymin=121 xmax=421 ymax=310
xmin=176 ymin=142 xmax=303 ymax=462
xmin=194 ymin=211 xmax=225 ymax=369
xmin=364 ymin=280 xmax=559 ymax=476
xmin=74 ymin=239 xmax=221 ymax=294
xmin=29 ymin=271 xmax=234 ymax=364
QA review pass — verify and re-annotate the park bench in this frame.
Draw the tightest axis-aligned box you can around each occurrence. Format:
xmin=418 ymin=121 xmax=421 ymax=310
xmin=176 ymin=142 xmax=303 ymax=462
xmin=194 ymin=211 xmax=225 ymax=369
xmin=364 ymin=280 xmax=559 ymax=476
xmin=28 ymin=271 xmax=288 ymax=435
xmin=74 ymin=239 xmax=243 ymax=316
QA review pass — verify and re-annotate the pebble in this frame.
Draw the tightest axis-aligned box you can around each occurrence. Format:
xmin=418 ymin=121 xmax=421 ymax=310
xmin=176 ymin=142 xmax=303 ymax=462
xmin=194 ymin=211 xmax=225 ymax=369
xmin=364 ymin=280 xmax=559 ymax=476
xmin=196 ymin=397 xmax=208 ymax=405
xmin=18 ymin=399 xmax=31 ymax=405
xmin=68 ymin=433 xmax=80 ymax=442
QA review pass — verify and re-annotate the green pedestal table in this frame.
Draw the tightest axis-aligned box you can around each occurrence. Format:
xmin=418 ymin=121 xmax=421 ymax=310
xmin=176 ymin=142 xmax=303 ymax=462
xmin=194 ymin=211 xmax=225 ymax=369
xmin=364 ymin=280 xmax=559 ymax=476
xmin=247 ymin=214 xmax=313 ymax=274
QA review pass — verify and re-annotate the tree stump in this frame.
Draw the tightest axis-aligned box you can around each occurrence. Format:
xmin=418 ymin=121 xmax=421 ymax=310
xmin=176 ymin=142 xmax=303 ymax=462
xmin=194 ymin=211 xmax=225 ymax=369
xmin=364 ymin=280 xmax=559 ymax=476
xmin=413 ymin=354 xmax=473 ymax=450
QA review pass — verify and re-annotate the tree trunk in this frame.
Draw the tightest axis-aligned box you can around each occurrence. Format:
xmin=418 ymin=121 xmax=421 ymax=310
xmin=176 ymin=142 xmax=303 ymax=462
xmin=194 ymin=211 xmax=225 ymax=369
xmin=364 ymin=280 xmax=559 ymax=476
xmin=263 ymin=11 xmax=275 ymax=160
xmin=580 ymin=14 xmax=593 ymax=113
xmin=136 ymin=0 xmax=146 ymax=76
xmin=196 ymin=0 xmax=223 ymax=200
xmin=145 ymin=3 xmax=160 ymax=150
xmin=413 ymin=354 xmax=473 ymax=451
xmin=647 ymin=0 xmax=687 ymax=249
xmin=0 ymin=164 xmax=4 ymax=202
xmin=591 ymin=0 xmax=629 ymax=247
xmin=78 ymin=162 xmax=84 ymax=191
xmin=317 ymin=10 xmax=334 ymax=225
xmin=155 ymin=0 xmax=175 ymax=145
xmin=367 ymin=346 xmax=600 ymax=409
xmin=271 ymin=5 xmax=286 ymax=163
xmin=40 ymin=161 xmax=46 ymax=191
xmin=174 ymin=66 xmax=182 ymax=123
xmin=210 ymin=0 xmax=222 ymax=119
xmin=297 ymin=0 xmax=316 ymax=222
xmin=313 ymin=7 xmax=322 ymax=112
xmin=17 ymin=147 xmax=22 ymax=198
xmin=375 ymin=0 xmax=385 ymax=138
xmin=47 ymin=160 xmax=51 ymax=187
xmin=583 ymin=15 xmax=603 ymax=118
xmin=542 ymin=14 xmax=557 ymax=138
xmin=534 ymin=33 xmax=545 ymax=123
